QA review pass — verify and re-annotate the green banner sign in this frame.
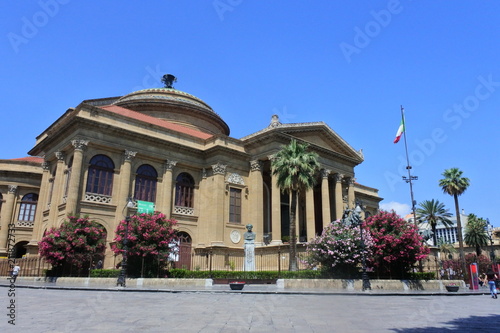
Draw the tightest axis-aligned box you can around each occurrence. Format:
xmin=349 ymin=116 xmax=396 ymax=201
xmin=136 ymin=200 xmax=155 ymax=214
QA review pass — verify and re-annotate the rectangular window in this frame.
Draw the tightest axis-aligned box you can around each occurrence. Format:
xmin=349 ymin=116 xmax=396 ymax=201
xmin=18 ymin=203 xmax=37 ymax=222
xmin=229 ymin=188 xmax=241 ymax=223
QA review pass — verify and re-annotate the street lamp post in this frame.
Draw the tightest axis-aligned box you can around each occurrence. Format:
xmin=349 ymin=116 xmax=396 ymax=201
xmin=117 ymin=198 xmax=135 ymax=287
xmin=354 ymin=204 xmax=371 ymax=291
xmin=486 ymin=219 xmax=495 ymax=269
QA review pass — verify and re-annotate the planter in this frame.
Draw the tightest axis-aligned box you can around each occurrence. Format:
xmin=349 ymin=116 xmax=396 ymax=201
xmin=229 ymin=282 xmax=245 ymax=290
xmin=214 ymin=278 xmax=277 ymax=285
xmin=446 ymin=285 xmax=459 ymax=292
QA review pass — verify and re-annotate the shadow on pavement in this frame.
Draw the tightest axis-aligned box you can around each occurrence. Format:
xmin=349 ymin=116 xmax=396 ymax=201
xmin=391 ymin=314 xmax=500 ymax=332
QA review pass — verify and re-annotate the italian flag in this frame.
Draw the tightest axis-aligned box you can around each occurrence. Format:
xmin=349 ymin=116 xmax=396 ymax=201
xmin=393 ymin=119 xmax=404 ymax=143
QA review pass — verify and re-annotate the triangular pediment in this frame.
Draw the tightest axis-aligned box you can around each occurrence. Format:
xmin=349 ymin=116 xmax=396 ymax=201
xmin=241 ymin=121 xmax=363 ymax=163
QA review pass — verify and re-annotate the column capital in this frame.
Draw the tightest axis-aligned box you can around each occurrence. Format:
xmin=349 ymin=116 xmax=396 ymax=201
xmin=346 ymin=177 xmax=356 ymax=185
xmin=334 ymin=173 xmax=344 ymax=182
xmin=321 ymin=169 xmax=331 ymax=178
xmin=55 ymin=151 xmax=65 ymax=161
xmin=202 ymin=168 xmax=207 ymax=179
xmin=164 ymin=159 xmax=177 ymax=172
xmin=8 ymin=185 xmax=18 ymax=194
xmin=42 ymin=161 xmax=50 ymax=171
xmin=250 ymin=160 xmax=262 ymax=172
xmin=71 ymin=139 xmax=89 ymax=151
xmin=124 ymin=150 xmax=137 ymax=162
xmin=212 ymin=162 xmax=227 ymax=175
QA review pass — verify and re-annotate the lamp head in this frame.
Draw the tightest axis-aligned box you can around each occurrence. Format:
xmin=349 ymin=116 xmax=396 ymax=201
xmin=126 ymin=197 xmax=135 ymax=208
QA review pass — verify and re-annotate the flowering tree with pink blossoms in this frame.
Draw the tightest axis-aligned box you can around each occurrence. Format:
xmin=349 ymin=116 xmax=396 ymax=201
xmin=111 ymin=212 xmax=178 ymax=277
xmin=304 ymin=220 xmax=374 ymax=278
xmin=39 ymin=216 xmax=107 ymax=272
xmin=364 ymin=210 xmax=429 ymax=278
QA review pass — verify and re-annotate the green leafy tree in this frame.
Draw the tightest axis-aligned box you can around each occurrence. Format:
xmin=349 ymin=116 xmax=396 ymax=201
xmin=39 ymin=216 xmax=107 ymax=273
xmin=439 ymin=167 xmax=470 ymax=279
xmin=416 ymin=199 xmax=453 ymax=247
xmin=271 ymin=139 xmax=320 ymax=271
xmin=112 ymin=212 xmax=178 ymax=277
xmin=304 ymin=220 xmax=373 ymax=278
xmin=365 ymin=210 xmax=429 ymax=278
xmin=464 ymin=214 xmax=489 ymax=256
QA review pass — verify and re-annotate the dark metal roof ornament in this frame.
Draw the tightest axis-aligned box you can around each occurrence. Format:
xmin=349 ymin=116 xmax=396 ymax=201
xmin=161 ymin=74 xmax=177 ymax=89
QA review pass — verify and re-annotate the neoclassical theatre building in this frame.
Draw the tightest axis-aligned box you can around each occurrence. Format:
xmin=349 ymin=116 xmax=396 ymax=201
xmin=0 ymin=76 xmax=382 ymax=269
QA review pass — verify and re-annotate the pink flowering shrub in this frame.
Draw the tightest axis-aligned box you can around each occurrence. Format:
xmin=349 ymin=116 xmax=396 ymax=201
xmin=304 ymin=220 xmax=374 ymax=278
xmin=39 ymin=216 xmax=107 ymax=269
xmin=112 ymin=212 xmax=178 ymax=277
xmin=365 ymin=210 xmax=429 ymax=277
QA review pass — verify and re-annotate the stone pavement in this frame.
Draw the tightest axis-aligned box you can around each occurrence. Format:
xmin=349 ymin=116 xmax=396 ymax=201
xmin=1 ymin=281 xmax=500 ymax=332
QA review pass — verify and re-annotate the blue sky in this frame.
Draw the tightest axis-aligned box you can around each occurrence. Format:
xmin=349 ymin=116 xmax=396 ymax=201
xmin=1 ymin=1 xmax=499 ymax=226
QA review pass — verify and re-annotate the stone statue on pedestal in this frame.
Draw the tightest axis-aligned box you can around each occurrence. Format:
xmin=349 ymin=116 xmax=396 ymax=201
xmin=244 ymin=224 xmax=256 ymax=271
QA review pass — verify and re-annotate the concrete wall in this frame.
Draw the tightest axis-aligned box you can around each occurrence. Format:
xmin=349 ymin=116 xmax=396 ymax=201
xmin=10 ymin=277 xmax=466 ymax=291
xmin=282 ymin=279 xmax=466 ymax=291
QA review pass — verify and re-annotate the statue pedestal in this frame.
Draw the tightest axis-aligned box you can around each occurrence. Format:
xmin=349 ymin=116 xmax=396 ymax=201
xmin=244 ymin=241 xmax=255 ymax=271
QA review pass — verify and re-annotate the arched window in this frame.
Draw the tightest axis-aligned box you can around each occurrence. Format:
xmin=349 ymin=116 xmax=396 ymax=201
xmin=134 ymin=164 xmax=158 ymax=202
xmin=175 ymin=173 xmax=194 ymax=207
xmin=86 ymin=155 xmax=115 ymax=196
xmin=18 ymin=193 xmax=38 ymax=222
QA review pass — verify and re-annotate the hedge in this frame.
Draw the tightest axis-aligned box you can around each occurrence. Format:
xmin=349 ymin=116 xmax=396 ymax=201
xmin=168 ymin=269 xmax=324 ymax=279
xmin=89 ymin=269 xmax=121 ymax=278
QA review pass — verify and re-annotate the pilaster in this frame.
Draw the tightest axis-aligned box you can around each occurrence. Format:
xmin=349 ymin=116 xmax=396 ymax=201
xmin=0 ymin=185 xmax=17 ymax=256
xmin=65 ymin=139 xmax=89 ymax=215
xmin=158 ymin=159 xmax=176 ymax=217
xmin=249 ymin=160 xmax=264 ymax=244
xmin=210 ymin=162 xmax=226 ymax=246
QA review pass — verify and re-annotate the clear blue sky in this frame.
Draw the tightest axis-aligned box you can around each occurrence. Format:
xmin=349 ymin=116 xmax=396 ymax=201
xmin=1 ymin=1 xmax=499 ymax=226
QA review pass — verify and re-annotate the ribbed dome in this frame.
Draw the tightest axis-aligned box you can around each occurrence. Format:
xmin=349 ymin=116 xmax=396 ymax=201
xmin=114 ymin=88 xmax=230 ymax=136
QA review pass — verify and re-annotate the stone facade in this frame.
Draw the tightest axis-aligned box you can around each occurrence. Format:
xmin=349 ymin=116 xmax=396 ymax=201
xmin=0 ymin=84 xmax=382 ymax=269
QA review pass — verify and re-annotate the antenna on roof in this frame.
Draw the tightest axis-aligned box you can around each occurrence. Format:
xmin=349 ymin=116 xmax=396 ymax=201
xmin=161 ymin=74 xmax=177 ymax=89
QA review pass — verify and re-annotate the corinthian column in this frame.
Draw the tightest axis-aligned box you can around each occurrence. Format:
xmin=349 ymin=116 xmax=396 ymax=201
xmin=321 ymin=169 xmax=331 ymax=229
xmin=334 ymin=173 xmax=344 ymax=220
xmin=347 ymin=177 xmax=356 ymax=209
xmin=269 ymin=155 xmax=282 ymax=244
xmin=65 ymin=139 xmax=89 ymax=215
xmin=305 ymin=187 xmax=315 ymax=241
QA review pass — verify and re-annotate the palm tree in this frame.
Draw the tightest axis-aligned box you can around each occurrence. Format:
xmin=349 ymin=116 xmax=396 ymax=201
xmin=416 ymin=199 xmax=453 ymax=247
xmin=439 ymin=167 xmax=470 ymax=278
xmin=438 ymin=239 xmax=457 ymax=260
xmin=464 ymin=214 xmax=489 ymax=256
xmin=271 ymin=139 xmax=320 ymax=271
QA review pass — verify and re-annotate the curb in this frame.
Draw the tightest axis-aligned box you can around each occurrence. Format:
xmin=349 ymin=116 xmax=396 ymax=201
xmin=0 ymin=283 xmax=492 ymax=297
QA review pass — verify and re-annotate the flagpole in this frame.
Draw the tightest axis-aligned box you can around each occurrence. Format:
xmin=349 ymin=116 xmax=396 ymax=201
xmin=400 ymin=105 xmax=418 ymax=226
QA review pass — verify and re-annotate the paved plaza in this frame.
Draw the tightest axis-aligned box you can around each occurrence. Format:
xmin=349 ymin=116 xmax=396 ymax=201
xmin=1 ymin=285 xmax=500 ymax=332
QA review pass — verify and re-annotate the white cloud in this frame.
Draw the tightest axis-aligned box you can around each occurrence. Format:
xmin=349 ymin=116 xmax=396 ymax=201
xmin=379 ymin=201 xmax=411 ymax=217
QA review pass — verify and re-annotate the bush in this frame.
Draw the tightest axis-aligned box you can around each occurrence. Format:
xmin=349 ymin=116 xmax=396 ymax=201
xmin=406 ymin=272 xmax=435 ymax=281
